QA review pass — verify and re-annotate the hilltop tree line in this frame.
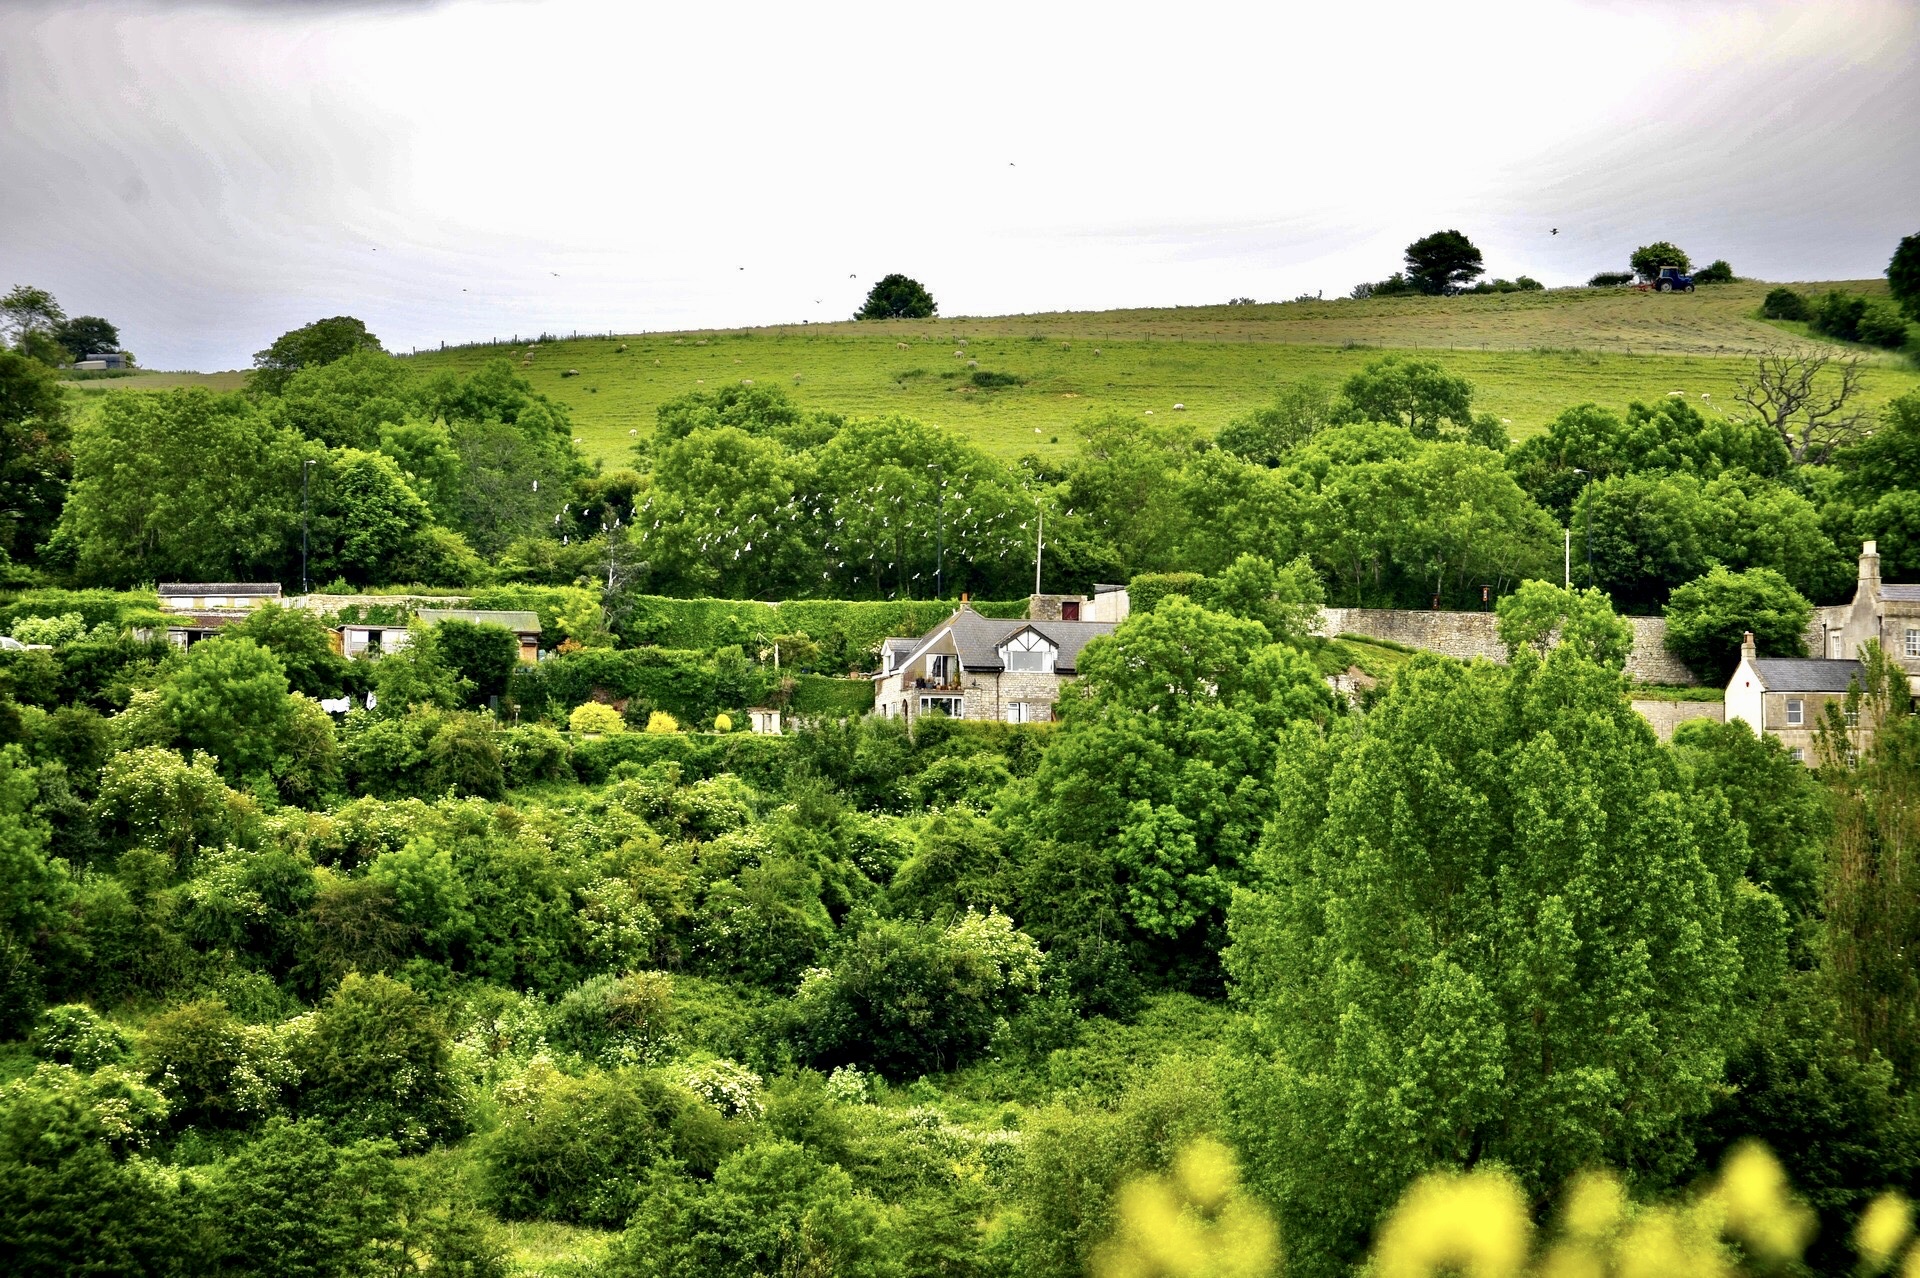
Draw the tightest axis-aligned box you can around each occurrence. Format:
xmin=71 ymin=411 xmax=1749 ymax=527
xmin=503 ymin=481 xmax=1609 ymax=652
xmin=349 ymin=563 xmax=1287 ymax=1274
xmin=1 ymin=285 xmax=124 ymax=369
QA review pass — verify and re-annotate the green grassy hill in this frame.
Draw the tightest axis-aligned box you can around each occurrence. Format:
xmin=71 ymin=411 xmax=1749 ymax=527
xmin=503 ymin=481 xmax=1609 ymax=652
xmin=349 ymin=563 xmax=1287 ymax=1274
xmin=71 ymin=279 xmax=1919 ymax=467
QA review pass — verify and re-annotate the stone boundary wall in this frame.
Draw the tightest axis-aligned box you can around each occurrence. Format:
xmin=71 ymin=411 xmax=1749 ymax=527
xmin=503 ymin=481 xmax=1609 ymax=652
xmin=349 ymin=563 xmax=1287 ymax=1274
xmin=1630 ymin=699 xmax=1726 ymax=742
xmin=289 ymin=594 xmax=473 ymax=614
xmin=1318 ymin=608 xmax=1700 ymax=686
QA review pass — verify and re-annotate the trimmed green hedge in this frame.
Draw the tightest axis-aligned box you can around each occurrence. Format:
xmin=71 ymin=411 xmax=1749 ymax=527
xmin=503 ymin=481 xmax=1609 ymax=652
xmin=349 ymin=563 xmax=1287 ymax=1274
xmin=568 ymin=731 xmax=791 ymax=788
xmin=511 ymin=646 xmax=769 ymax=726
xmin=789 ymin=674 xmax=875 ymax=718
xmin=0 ymin=589 xmax=171 ymax=633
xmin=618 ymin=595 xmax=1026 ymax=668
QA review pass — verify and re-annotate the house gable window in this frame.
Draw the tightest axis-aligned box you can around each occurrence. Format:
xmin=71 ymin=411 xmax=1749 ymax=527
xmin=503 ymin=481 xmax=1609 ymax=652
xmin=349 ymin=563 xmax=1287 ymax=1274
xmin=1000 ymin=630 xmax=1058 ymax=674
xmin=1785 ymin=698 xmax=1804 ymax=726
xmin=927 ymin=654 xmax=954 ymax=683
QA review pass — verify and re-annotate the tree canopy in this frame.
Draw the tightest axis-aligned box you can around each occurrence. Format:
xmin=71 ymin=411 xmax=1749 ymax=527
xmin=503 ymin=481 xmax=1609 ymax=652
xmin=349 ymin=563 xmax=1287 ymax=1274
xmin=248 ymin=316 xmax=385 ymax=396
xmin=1403 ymin=229 xmax=1485 ymax=295
xmin=854 ymin=274 xmax=937 ymax=321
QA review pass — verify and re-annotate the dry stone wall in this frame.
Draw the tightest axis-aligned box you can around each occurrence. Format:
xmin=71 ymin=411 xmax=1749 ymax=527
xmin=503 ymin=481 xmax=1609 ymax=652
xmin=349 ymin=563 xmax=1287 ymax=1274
xmin=1318 ymin=608 xmax=1700 ymax=686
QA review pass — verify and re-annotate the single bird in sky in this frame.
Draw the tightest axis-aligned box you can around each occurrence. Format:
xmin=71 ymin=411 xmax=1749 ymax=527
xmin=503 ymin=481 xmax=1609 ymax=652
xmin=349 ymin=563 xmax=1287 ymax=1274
xmin=1551 ymin=228 xmax=1559 ymax=235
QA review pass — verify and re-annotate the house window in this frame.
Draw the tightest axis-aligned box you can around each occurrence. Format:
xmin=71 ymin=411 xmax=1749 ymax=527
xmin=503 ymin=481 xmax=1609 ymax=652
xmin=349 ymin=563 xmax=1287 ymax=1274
xmin=1006 ymin=701 xmax=1048 ymax=724
xmin=1001 ymin=630 xmax=1058 ymax=673
xmin=1785 ymin=698 xmax=1804 ymax=726
xmin=1846 ymin=706 xmax=1861 ymax=728
xmin=1831 ymin=631 xmax=1845 ymax=658
xmin=1789 ymin=747 xmax=1806 ymax=763
xmin=928 ymin=655 xmax=953 ymax=684
xmin=1006 ymin=649 xmax=1046 ymax=672
xmin=1907 ymin=628 xmax=1920 ymax=659
xmin=919 ymin=696 xmax=961 ymax=718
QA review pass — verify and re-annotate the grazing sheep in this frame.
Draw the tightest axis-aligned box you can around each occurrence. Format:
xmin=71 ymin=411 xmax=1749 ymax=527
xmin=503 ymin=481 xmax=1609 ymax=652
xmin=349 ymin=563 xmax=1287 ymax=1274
xmin=897 ymin=342 xmax=909 ymax=349
xmin=1092 ymin=348 xmax=1101 ymax=355
xmin=742 ymin=379 xmax=754 ymax=385
xmin=968 ymin=360 xmax=978 ymax=368
xmin=1172 ymin=403 xmax=1185 ymax=410
xmin=1144 ymin=409 xmax=1154 ymax=415
xmin=562 ymin=368 xmax=581 ymax=377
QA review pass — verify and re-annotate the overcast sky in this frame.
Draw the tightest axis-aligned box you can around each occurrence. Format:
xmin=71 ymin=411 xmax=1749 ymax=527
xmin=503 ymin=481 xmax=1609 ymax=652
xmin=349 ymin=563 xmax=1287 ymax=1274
xmin=2 ymin=0 xmax=1916 ymax=371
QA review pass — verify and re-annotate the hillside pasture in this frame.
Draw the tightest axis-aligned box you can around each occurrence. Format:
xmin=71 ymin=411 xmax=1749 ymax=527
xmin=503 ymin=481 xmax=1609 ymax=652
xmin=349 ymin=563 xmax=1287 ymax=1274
xmin=66 ymin=280 xmax=1919 ymax=467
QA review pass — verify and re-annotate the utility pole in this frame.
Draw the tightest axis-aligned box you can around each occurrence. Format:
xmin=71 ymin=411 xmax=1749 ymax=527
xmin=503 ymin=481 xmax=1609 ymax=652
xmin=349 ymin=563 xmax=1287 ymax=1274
xmin=301 ymin=458 xmax=315 ymax=595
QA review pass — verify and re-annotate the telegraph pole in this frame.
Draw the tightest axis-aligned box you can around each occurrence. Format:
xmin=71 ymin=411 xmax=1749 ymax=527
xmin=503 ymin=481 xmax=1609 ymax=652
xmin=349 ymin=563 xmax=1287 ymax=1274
xmin=301 ymin=458 xmax=315 ymax=595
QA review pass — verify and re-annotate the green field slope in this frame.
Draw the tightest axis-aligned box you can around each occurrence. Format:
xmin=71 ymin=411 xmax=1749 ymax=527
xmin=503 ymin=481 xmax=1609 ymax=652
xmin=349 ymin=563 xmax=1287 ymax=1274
xmin=72 ymin=280 xmax=1920 ymax=467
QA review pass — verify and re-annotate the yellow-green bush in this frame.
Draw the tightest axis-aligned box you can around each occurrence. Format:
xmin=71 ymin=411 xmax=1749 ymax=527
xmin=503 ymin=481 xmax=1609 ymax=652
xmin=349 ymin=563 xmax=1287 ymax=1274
xmin=568 ymin=702 xmax=625 ymax=735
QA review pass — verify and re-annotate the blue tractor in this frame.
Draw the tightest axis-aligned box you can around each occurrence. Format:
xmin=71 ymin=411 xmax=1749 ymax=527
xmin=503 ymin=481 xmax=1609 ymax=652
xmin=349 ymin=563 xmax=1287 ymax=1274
xmin=1653 ymin=265 xmax=1695 ymax=293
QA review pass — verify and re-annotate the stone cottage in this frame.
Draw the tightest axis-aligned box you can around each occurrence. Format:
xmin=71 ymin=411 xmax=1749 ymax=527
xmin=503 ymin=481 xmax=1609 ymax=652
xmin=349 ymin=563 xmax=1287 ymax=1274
xmin=1726 ymin=632 xmax=1862 ymax=764
xmin=871 ymin=591 xmax=1125 ymax=726
xmin=1809 ymin=540 xmax=1920 ymax=692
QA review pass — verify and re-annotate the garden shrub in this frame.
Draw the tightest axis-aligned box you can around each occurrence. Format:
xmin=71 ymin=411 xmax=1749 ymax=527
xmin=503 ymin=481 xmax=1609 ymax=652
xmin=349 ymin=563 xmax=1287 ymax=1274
xmin=569 ymin=701 xmax=625 ymax=735
xmin=1761 ymin=287 xmax=1810 ymax=321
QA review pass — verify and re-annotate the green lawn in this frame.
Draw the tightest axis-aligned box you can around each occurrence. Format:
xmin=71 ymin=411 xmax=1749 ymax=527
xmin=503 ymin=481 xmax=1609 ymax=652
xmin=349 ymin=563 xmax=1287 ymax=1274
xmin=69 ymin=280 xmax=1919 ymax=468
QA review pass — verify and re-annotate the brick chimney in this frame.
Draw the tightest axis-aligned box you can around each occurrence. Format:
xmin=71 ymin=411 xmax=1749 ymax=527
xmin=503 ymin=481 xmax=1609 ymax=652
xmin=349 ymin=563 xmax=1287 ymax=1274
xmin=1741 ymin=630 xmax=1757 ymax=663
xmin=1861 ymin=539 xmax=1882 ymax=595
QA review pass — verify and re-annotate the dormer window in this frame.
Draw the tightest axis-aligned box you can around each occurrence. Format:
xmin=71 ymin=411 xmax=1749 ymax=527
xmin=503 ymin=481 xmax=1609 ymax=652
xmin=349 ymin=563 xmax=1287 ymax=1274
xmin=1001 ymin=629 xmax=1057 ymax=673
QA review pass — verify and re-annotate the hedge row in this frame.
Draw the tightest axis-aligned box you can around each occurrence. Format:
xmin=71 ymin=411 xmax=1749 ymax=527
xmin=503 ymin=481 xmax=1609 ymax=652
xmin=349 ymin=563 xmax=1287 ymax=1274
xmin=511 ymin=646 xmax=766 ymax=725
xmin=618 ymin=595 xmax=1027 ymax=657
xmin=0 ymin=589 xmax=171 ymax=633
xmin=790 ymin=674 xmax=876 ymax=718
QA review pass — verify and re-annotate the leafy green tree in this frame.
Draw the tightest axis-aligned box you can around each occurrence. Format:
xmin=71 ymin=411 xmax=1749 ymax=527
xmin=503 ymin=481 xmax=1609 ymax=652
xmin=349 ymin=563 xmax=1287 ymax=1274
xmin=0 ymin=746 xmax=67 ymax=1036
xmin=1215 ymin=380 xmax=1332 ymax=466
xmin=1826 ymin=391 xmax=1920 ymax=581
xmin=249 ymin=316 xmax=384 ymax=396
xmin=1664 ymin=565 xmax=1812 ymax=680
xmin=160 ymin=636 xmax=293 ymax=779
xmin=1402 ymin=229 xmax=1485 ymax=295
xmin=794 ymin=910 xmax=1043 ymax=1077
xmin=1570 ymin=471 xmax=1710 ymax=608
xmin=0 ymin=350 xmax=71 ymax=564
xmin=1888 ymin=232 xmax=1920 ymax=320
xmin=272 ymin=349 xmax=419 ymax=450
xmin=1631 ymin=240 xmax=1691 ymax=280
xmin=289 ymin=972 xmax=464 ymax=1150
xmin=1208 ymin=552 xmax=1325 ymax=644
xmin=855 ymin=273 xmax=937 ymax=320
xmin=428 ymin=620 xmax=519 ymax=706
xmin=888 ymin=806 xmax=1012 ymax=921
xmin=49 ymin=316 xmax=118 ymax=360
xmin=607 ymin=1141 xmax=892 ymax=1278
xmin=483 ymin=1060 xmax=736 ymax=1226
xmin=449 ymin=418 xmax=575 ymax=558
xmin=1495 ymin=579 xmax=1634 ymax=667
xmin=0 ymin=285 xmax=64 ymax=346
xmin=0 ymin=1062 xmax=191 ymax=1277
xmin=318 ymin=449 xmax=433 ymax=584
xmin=1672 ymin=718 xmax=1828 ymax=934
xmin=1225 ymin=649 xmax=1785 ymax=1278
xmin=1063 ymin=412 xmax=1201 ymax=577
xmin=1694 ymin=259 xmax=1736 ymax=284
xmin=1011 ymin=597 xmax=1333 ymax=976
xmin=57 ymin=389 xmax=305 ymax=585
xmin=650 ymin=382 xmax=828 ymax=450
xmin=227 ymin=603 xmax=352 ymax=699
xmin=137 ymin=998 xmax=279 ymax=1129
xmin=92 ymin=747 xmax=252 ymax=867
xmin=1333 ymin=355 xmax=1475 ymax=439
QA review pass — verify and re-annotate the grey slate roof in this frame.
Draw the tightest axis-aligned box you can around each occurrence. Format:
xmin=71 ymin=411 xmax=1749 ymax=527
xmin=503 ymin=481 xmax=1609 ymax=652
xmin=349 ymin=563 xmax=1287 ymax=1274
xmin=158 ymin=582 xmax=283 ymax=596
xmin=1881 ymin=584 xmax=1920 ymax=602
xmin=1751 ymin=658 xmax=1863 ymax=693
xmin=896 ymin=606 xmax=1117 ymax=674
xmin=417 ymin=609 xmax=541 ymax=634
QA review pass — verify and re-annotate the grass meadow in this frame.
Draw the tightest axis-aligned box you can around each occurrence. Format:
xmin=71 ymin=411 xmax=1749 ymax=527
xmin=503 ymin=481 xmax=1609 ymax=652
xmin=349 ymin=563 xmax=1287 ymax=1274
xmin=68 ymin=279 xmax=1920 ymax=468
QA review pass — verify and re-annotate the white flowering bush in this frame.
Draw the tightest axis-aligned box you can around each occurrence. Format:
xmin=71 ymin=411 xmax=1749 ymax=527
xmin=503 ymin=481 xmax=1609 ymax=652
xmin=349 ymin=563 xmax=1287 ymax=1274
xmin=678 ymin=1058 xmax=765 ymax=1120
xmin=824 ymin=1064 xmax=871 ymax=1105
xmin=10 ymin=611 xmax=88 ymax=646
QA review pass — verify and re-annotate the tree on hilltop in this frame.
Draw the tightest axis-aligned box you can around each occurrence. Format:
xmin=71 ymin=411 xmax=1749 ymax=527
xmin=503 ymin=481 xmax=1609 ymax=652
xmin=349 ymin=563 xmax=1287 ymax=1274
xmin=855 ymin=275 xmax=937 ymax=321
xmin=51 ymin=316 xmax=120 ymax=360
xmin=1403 ymin=230 xmax=1485 ymax=295
xmin=249 ymin=316 xmax=384 ymax=396
xmin=1630 ymin=241 xmax=1691 ymax=281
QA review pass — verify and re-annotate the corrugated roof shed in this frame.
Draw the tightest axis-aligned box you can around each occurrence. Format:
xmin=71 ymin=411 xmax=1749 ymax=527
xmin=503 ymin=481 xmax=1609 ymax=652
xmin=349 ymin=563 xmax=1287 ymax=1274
xmin=417 ymin=609 xmax=541 ymax=633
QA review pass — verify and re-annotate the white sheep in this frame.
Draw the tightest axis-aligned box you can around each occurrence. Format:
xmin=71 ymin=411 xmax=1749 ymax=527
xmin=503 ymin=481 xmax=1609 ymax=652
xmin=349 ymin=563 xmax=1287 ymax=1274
xmin=742 ymin=379 xmax=754 ymax=385
xmin=1172 ymin=403 xmax=1185 ymax=411
xmin=897 ymin=342 xmax=909 ymax=349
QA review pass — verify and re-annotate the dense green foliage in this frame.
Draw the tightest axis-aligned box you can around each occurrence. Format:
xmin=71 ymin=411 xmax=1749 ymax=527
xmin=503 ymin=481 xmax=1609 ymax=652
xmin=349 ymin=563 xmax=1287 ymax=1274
xmin=3 ymin=302 xmax=1919 ymax=1277
xmin=854 ymin=274 xmax=937 ymax=321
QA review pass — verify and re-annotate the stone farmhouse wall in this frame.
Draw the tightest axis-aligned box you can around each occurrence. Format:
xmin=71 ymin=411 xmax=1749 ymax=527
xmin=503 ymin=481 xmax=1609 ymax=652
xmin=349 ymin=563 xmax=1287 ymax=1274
xmin=1317 ymin=608 xmax=1699 ymax=686
xmin=1630 ymin=699 xmax=1726 ymax=742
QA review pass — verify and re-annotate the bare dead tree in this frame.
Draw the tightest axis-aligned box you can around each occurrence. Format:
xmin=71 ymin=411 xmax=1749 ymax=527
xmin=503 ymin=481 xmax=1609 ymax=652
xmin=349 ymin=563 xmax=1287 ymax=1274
xmin=1734 ymin=347 xmax=1872 ymax=466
